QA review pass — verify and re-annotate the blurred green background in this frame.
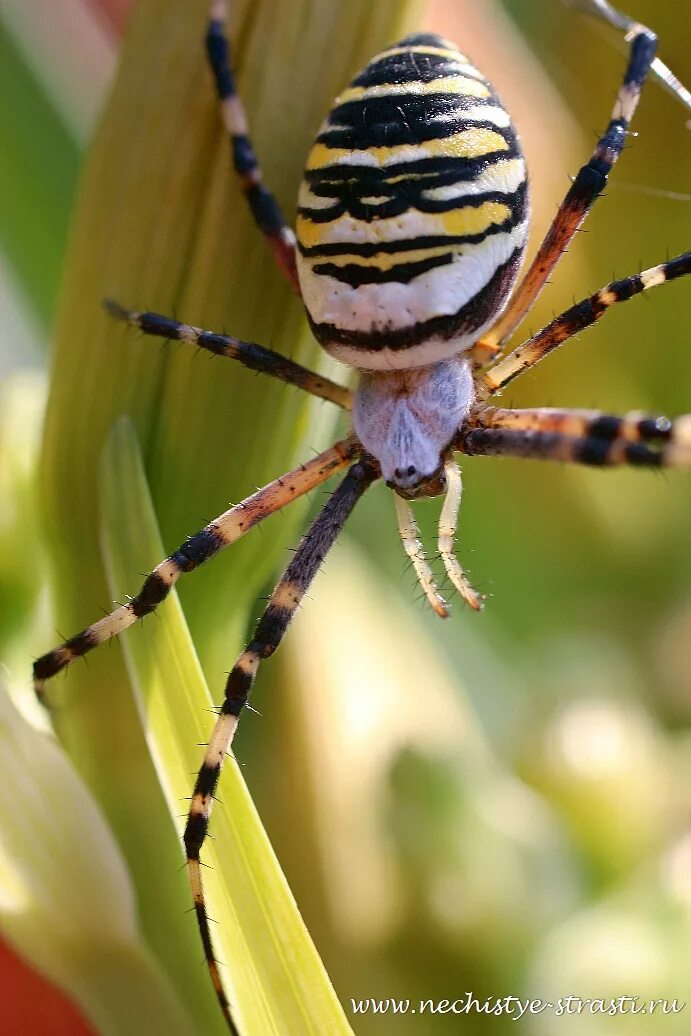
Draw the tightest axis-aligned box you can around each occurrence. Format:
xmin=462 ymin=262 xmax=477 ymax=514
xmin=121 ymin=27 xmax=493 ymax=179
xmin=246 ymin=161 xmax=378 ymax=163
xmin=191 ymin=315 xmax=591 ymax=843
xmin=1 ymin=0 xmax=690 ymax=1033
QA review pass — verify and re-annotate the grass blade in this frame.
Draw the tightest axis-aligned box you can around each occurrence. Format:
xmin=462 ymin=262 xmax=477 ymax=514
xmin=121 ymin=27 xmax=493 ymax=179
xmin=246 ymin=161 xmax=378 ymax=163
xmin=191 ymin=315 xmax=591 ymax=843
xmin=99 ymin=416 xmax=352 ymax=1035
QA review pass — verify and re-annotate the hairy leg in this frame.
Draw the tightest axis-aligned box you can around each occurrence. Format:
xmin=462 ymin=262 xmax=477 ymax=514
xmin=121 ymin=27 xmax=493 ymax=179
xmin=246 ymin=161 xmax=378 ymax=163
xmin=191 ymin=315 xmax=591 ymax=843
xmin=182 ymin=459 xmax=378 ymax=1029
xmin=33 ymin=437 xmax=357 ymax=700
xmin=472 ymin=405 xmax=677 ymax=445
xmin=438 ymin=458 xmax=483 ymax=611
xmin=477 ymin=1 xmax=690 ymax=351
xmin=477 ymin=253 xmax=691 ymax=398
xmin=393 ymin=493 xmax=448 ymax=618
xmin=105 ymin=300 xmax=352 ymax=409
xmin=457 ymin=413 xmax=691 ymax=468
xmin=206 ymin=0 xmax=299 ymax=289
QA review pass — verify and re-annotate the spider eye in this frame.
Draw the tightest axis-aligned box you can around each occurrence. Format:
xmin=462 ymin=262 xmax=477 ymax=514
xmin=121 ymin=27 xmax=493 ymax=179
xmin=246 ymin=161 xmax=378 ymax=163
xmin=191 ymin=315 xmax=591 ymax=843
xmin=394 ymin=465 xmax=417 ymax=480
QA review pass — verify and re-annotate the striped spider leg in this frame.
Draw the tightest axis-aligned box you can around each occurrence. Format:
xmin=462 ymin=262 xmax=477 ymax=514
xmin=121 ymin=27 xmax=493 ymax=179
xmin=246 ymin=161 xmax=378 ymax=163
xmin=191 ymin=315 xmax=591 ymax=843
xmin=472 ymin=0 xmax=691 ymax=365
xmin=460 ymin=406 xmax=691 ymax=469
xmin=477 ymin=252 xmax=691 ymax=399
xmin=33 ymin=436 xmax=358 ymax=701
xmin=35 ymin=266 xmax=355 ymax=700
xmin=104 ymin=299 xmax=352 ymax=410
xmin=184 ymin=455 xmax=379 ymax=1029
xmin=456 ymin=253 xmax=691 ymax=467
xmin=206 ymin=0 xmax=299 ymax=291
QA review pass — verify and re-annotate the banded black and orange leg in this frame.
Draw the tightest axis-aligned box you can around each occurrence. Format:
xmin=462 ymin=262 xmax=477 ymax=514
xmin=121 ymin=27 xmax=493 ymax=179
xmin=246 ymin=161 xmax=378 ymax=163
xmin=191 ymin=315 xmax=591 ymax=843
xmin=471 ymin=405 xmax=680 ymax=446
xmin=477 ymin=252 xmax=691 ymax=398
xmin=105 ymin=300 xmax=352 ymax=409
xmin=457 ymin=413 xmax=691 ymax=468
xmin=476 ymin=1 xmax=691 ymax=354
xmin=183 ymin=457 xmax=378 ymax=1030
xmin=206 ymin=0 xmax=299 ymax=290
xmin=33 ymin=437 xmax=357 ymax=701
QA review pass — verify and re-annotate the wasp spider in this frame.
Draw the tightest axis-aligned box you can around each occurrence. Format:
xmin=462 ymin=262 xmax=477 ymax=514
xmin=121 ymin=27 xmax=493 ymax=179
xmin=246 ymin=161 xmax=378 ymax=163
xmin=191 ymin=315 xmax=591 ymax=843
xmin=34 ymin=0 xmax=691 ymax=1030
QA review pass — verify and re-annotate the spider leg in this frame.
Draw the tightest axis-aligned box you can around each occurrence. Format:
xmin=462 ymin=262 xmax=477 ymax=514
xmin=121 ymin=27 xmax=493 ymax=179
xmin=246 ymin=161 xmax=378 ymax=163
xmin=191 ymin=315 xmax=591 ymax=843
xmin=33 ymin=438 xmax=357 ymax=701
xmin=477 ymin=4 xmax=680 ymax=350
xmin=471 ymin=405 xmax=678 ymax=444
xmin=393 ymin=493 xmax=448 ymax=618
xmin=457 ymin=410 xmax=691 ymax=468
xmin=105 ymin=300 xmax=352 ymax=409
xmin=438 ymin=458 xmax=484 ymax=611
xmin=182 ymin=458 xmax=378 ymax=1030
xmin=206 ymin=0 xmax=299 ymax=291
xmin=477 ymin=252 xmax=691 ymax=398
xmin=569 ymin=0 xmax=691 ymax=112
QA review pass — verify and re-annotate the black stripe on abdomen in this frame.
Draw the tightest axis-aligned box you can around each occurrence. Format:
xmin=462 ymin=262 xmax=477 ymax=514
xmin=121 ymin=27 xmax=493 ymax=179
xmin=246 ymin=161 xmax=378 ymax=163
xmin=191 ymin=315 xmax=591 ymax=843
xmin=312 ymin=252 xmax=454 ymax=286
xmin=309 ymin=245 xmax=524 ymax=353
xmin=319 ymin=99 xmax=502 ymax=150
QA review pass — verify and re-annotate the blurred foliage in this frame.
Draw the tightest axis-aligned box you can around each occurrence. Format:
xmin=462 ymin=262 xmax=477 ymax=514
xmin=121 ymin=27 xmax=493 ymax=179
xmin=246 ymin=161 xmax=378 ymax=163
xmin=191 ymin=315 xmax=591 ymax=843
xmin=0 ymin=671 xmax=198 ymax=1036
xmin=0 ymin=0 xmax=690 ymax=1034
xmin=0 ymin=20 xmax=78 ymax=328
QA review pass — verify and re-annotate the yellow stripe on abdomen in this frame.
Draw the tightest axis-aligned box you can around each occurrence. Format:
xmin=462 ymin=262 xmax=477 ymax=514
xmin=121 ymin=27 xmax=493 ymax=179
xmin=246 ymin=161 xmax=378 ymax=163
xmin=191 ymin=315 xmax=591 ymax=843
xmin=336 ymin=76 xmax=491 ymax=104
xmin=297 ymin=202 xmax=512 ymax=252
xmin=306 ymin=128 xmax=510 ymax=172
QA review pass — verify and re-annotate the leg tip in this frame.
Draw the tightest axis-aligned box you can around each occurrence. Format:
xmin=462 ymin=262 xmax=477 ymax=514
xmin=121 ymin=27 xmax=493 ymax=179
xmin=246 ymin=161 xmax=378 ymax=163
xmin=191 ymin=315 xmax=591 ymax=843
xmin=103 ymin=298 xmax=130 ymax=323
xmin=465 ymin=589 xmax=486 ymax=612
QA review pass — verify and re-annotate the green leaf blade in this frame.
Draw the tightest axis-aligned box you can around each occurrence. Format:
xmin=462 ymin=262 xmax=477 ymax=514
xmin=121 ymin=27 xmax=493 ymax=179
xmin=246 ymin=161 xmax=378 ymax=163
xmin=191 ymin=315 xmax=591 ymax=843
xmin=100 ymin=417 xmax=352 ymax=1035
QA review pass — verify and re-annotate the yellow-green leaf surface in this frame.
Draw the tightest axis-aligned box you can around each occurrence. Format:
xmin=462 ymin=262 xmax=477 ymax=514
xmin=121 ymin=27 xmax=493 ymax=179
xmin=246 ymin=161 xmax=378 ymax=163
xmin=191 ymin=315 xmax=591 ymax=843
xmin=100 ymin=416 xmax=351 ymax=1035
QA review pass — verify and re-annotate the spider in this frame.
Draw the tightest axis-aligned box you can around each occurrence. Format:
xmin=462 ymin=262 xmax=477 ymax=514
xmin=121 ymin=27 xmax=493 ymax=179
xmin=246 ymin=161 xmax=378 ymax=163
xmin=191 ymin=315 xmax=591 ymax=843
xmin=34 ymin=0 xmax=690 ymax=1031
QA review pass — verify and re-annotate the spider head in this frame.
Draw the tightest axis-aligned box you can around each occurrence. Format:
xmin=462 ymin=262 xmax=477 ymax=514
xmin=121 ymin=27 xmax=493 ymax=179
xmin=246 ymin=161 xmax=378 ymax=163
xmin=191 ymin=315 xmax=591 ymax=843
xmin=352 ymin=357 xmax=473 ymax=499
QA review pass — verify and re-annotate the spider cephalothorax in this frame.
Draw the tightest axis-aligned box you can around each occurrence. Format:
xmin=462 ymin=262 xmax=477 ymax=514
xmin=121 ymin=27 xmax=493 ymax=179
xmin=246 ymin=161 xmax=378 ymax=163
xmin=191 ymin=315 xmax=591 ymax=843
xmin=352 ymin=358 xmax=475 ymax=493
xmin=34 ymin=3 xmax=691 ymax=1032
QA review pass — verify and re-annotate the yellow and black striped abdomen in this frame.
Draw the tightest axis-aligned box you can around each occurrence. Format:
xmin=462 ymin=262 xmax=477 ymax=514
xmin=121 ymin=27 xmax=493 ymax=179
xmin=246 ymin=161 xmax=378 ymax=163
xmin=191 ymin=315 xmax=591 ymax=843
xmin=296 ymin=34 xmax=530 ymax=370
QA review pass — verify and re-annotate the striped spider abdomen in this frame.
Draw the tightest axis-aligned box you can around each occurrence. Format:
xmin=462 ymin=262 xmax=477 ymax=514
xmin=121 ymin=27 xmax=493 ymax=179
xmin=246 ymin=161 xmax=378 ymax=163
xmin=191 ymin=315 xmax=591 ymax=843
xmin=296 ymin=33 xmax=531 ymax=371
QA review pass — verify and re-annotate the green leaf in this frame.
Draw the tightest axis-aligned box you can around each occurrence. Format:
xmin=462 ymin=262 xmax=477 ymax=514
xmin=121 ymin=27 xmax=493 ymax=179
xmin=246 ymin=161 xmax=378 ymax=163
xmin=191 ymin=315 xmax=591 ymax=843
xmin=99 ymin=416 xmax=352 ymax=1036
